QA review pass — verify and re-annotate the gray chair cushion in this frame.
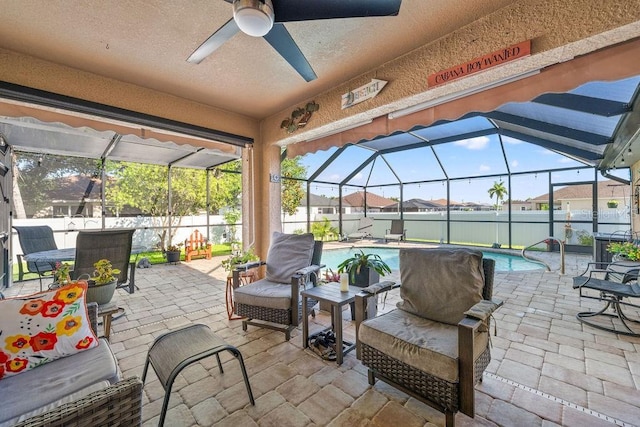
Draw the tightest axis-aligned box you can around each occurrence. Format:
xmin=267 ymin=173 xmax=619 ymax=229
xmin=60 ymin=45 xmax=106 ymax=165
xmin=233 ymin=279 xmax=293 ymax=310
xmin=265 ymin=232 xmax=315 ymax=284
xmin=397 ymin=248 xmax=485 ymax=325
xmin=0 ymin=338 xmax=120 ymax=425
xmin=359 ymin=309 xmax=489 ymax=383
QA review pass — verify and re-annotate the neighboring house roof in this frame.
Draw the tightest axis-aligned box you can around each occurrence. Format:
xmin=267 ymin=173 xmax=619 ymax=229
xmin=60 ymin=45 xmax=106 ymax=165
xmin=387 ymin=198 xmax=442 ymax=210
xmin=48 ymin=175 xmax=102 ymax=201
xmin=430 ymin=198 xmax=462 ymax=206
xmin=531 ymin=180 xmax=629 ymax=201
xmin=300 ymin=193 xmax=348 ymax=207
xmin=342 ymin=191 xmax=396 ymax=209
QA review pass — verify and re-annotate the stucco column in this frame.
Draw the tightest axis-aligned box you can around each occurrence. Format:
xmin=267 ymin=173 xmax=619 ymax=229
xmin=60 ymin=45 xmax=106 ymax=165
xmin=242 ymin=139 xmax=282 ymax=261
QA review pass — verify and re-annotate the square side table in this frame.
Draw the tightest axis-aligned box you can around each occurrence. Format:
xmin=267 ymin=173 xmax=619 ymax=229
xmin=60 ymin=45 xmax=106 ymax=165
xmin=301 ymin=282 xmax=359 ymax=365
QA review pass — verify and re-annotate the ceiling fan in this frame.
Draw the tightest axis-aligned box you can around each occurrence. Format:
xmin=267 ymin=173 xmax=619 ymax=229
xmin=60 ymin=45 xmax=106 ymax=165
xmin=187 ymin=0 xmax=402 ymax=82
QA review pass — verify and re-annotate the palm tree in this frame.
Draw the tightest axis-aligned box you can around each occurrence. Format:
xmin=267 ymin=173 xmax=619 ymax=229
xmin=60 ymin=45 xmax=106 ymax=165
xmin=488 ymin=181 xmax=508 ymax=248
xmin=488 ymin=181 xmax=508 ymax=210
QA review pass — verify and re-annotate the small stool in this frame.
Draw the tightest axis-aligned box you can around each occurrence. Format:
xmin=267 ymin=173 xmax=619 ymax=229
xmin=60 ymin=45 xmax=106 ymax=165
xmin=142 ymin=324 xmax=255 ymax=426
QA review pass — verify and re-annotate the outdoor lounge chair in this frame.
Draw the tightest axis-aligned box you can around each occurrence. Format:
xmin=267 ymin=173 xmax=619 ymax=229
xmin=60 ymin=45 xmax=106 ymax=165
xmin=384 ymin=219 xmax=406 ymax=243
xmin=355 ymin=248 xmax=501 ymax=427
xmin=13 ymin=225 xmax=59 ymax=284
xmin=232 ymin=232 xmax=323 ymax=340
xmin=72 ymin=228 xmax=136 ymax=294
xmin=572 ymin=261 xmax=640 ymax=337
xmin=347 ymin=217 xmax=374 ymax=241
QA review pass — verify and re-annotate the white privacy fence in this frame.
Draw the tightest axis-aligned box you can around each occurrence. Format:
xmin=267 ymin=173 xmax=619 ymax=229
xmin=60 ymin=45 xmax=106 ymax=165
xmin=11 ymin=214 xmax=233 ymax=262
xmin=285 ymin=208 xmax=631 ymax=248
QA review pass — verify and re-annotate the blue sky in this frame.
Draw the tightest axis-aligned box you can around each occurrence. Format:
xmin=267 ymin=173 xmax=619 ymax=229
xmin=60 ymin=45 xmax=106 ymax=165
xmin=298 ymin=135 xmax=630 ymax=204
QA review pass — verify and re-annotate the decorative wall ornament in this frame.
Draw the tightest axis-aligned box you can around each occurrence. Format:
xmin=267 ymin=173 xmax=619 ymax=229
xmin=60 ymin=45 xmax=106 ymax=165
xmin=280 ymin=101 xmax=319 ymax=133
xmin=341 ymin=79 xmax=387 ymax=109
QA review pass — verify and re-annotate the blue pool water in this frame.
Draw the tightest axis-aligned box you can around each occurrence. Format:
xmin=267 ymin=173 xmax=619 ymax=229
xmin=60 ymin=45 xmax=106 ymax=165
xmin=320 ymin=247 xmax=545 ymax=272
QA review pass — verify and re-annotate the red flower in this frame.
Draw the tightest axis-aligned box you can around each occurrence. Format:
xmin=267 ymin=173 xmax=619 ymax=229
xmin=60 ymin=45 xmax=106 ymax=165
xmin=5 ymin=335 xmax=30 ymax=353
xmin=7 ymin=358 xmax=28 ymax=373
xmin=19 ymin=299 xmax=46 ymax=315
xmin=75 ymin=336 xmax=94 ymax=349
xmin=29 ymin=332 xmax=58 ymax=351
xmin=0 ymin=351 xmax=8 ymax=364
xmin=0 ymin=365 xmax=4 ymax=379
xmin=41 ymin=299 xmax=66 ymax=317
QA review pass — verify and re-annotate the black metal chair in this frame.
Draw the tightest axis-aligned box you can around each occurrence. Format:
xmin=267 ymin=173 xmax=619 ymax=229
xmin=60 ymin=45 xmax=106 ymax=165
xmin=572 ymin=261 xmax=640 ymax=337
xmin=71 ymin=229 xmax=136 ymax=294
xmin=13 ymin=225 xmax=59 ymax=282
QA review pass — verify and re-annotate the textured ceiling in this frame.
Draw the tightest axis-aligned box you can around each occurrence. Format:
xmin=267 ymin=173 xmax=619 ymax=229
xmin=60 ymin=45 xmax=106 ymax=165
xmin=0 ymin=0 xmax=518 ymax=119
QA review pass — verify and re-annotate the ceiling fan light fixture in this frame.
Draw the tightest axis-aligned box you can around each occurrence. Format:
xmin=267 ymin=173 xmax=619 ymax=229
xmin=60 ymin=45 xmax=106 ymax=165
xmin=233 ymin=0 xmax=274 ymax=37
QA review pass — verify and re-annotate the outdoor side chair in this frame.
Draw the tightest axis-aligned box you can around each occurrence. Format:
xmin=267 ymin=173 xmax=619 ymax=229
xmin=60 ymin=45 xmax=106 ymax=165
xmin=232 ymin=232 xmax=324 ymax=340
xmin=572 ymin=260 xmax=640 ymax=336
xmin=347 ymin=217 xmax=374 ymax=241
xmin=356 ymin=248 xmax=501 ymax=427
xmin=13 ymin=225 xmax=59 ymax=283
xmin=72 ymin=228 xmax=136 ymax=294
xmin=384 ymin=219 xmax=406 ymax=243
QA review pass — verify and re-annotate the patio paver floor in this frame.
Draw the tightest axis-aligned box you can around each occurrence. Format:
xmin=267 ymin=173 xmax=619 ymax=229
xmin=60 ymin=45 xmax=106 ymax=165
xmin=4 ymin=243 xmax=640 ymax=426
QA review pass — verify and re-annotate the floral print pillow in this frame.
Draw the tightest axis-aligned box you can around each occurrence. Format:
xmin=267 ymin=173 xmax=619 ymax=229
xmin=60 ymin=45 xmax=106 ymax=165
xmin=0 ymin=282 xmax=99 ymax=380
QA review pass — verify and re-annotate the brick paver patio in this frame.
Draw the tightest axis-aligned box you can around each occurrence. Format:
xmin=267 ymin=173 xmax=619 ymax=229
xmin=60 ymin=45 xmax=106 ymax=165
xmin=5 ymin=243 xmax=640 ymax=426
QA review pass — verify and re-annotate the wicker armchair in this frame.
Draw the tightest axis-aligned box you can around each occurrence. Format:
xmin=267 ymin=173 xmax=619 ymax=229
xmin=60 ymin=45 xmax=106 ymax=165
xmin=355 ymin=249 xmax=501 ymax=427
xmin=232 ymin=232 xmax=323 ymax=340
xmin=13 ymin=303 xmax=143 ymax=427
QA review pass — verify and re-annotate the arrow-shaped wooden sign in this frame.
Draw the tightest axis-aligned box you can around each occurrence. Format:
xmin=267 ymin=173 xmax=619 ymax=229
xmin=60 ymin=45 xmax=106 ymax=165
xmin=341 ymin=79 xmax=388 ymax=109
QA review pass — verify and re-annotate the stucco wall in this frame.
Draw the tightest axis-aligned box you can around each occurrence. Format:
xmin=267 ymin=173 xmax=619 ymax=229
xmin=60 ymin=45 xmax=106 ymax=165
xmin=261 ymin=0 xmax=640 ymax=148
xmin=0 ymin=48 xmax=260 ymax=141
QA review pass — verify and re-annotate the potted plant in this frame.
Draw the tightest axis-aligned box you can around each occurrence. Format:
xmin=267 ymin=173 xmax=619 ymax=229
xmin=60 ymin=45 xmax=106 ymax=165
xmin=607 ymin=200 xmax=619 ymax=208
xmin=337 ymin=249 xmax=392 ymax=286
xmin=221 ymin=247 xmax=260 ymax=279
xmin=164 ymin=243 xmax=183 ymax=264
xmin=606 ymin=241 xmax=640 ymax=262
xmin=337 ymin=249 xmax=392 ymax=320
xmin=52 ymin=261 xmax=73 ymax=286
xmin=86 ymin=258 xmax=121 ymax=305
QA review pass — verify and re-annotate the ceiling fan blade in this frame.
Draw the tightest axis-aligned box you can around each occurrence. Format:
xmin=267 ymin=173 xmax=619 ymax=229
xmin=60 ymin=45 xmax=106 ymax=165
xmin=263 ymin=23 xmax=317 ymax=82
xmin=187 ymin=18 xmax=240 ymax=64
xmin=273 ymin=0 xmax=402 ymax=22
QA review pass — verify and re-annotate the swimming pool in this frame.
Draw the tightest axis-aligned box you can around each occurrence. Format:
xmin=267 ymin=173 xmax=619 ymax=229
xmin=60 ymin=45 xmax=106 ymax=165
xmin=320 ymin=247 xmax=545 ymax=272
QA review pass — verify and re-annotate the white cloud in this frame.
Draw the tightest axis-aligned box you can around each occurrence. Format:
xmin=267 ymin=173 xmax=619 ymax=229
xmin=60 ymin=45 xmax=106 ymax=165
xmin=558 ymin=157 xmax=573 ymax=163
xmin=453 ymin=136 xmax=489 ymax=150
xmin=329 ymin=173 xmax=342 ymax=181
xmin=479 ymin=164 xmax=491 ymax=171
xmin=511 ymin=159 xmax=519 ymax=168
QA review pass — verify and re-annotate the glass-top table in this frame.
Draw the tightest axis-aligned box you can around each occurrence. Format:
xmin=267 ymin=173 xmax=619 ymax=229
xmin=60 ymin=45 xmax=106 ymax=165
xmin=24 ymin=246 xmax=146 ymax=292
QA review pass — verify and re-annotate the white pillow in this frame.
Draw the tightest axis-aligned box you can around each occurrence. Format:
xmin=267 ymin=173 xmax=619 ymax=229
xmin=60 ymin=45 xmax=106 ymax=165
xmin=0 ymin=282 xmax=99 ymax=380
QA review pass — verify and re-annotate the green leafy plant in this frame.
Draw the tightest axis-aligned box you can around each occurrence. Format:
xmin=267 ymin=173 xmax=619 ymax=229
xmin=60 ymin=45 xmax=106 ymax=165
xmin=53 ymin=262 xmax=72 ymax=284
xmin=92 ymin=259 xmax=121 ymax=285
xmin=165 ymin=242 xmax=183 ymax=252
xmin=221 ymin=247 xmax=259 ymax=272
xmin=607 ymin=241 xmax=640 ymax=261
xmin=576 ymin=230 xmax=594 ymax=246
xmin=337 ymin=249 xmax=392 ymax=283
xmin=311 ymin=217 xmax=339 ymax=241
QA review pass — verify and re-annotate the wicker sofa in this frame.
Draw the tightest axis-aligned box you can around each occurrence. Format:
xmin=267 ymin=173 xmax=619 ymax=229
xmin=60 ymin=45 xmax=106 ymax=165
xmin=0 ymin=303 xmax=142 ymax=427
